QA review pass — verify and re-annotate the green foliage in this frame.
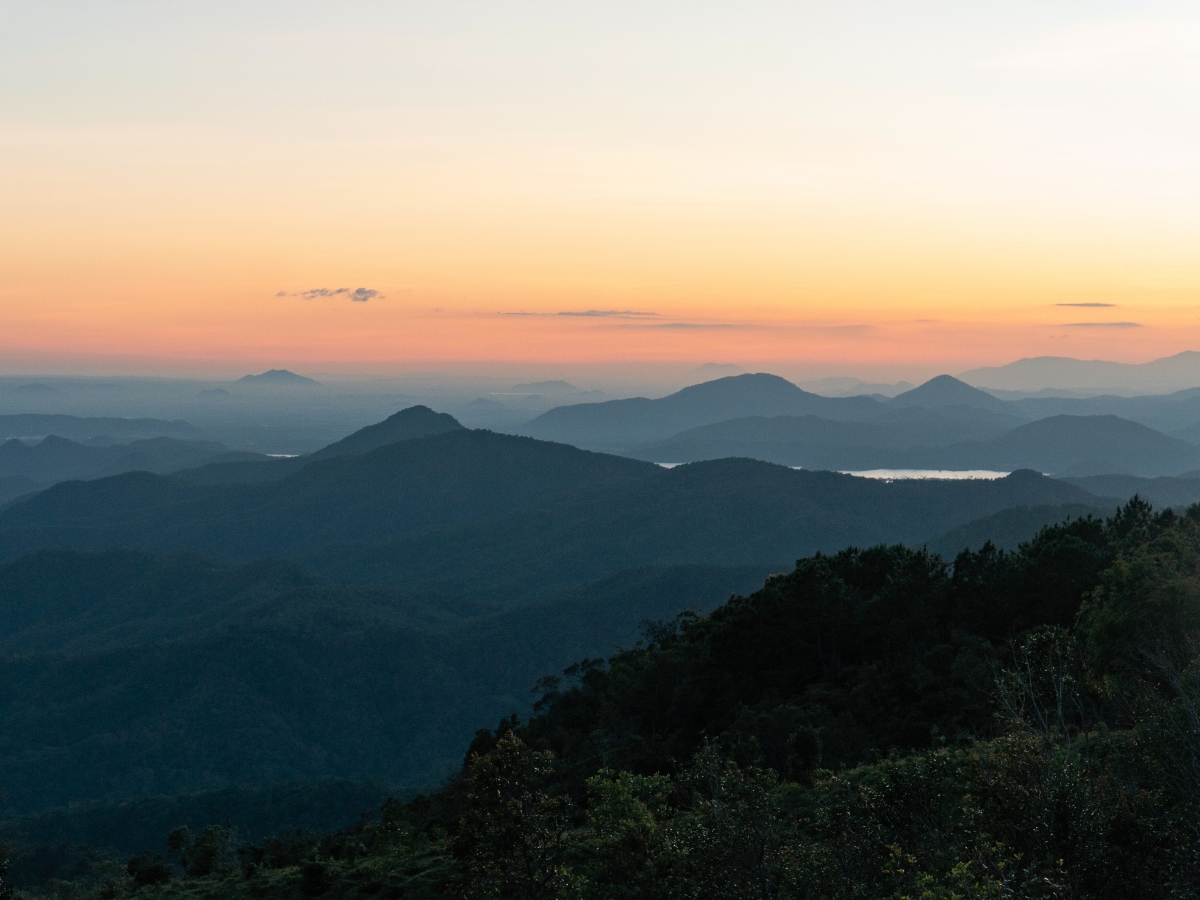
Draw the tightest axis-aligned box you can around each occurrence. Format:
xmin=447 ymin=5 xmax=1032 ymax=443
xmin=125 ymin=852 xmax=172 ymax=887
xmin=454 ymin=733 xmax=576 ymax=899
xmin=0 ymin=841 xmax=13 ymax=900
xmin=0 ymin=552 xmax=768 ymax=814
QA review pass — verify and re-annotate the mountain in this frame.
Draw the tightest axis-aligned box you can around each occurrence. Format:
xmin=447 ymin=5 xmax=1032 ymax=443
xmin=635 ymin=411 xmax=1200 ymax=477
xmin=522 ymin=373 xmax=882 ymax=451
xmin=632 ymin=405 xmax=1024 ymax=468
xmin=888 ymin=374 xmax=1012 ymax=413
xmin=0 ymin=435 xmax=259 ymax=484
xmin=0 ymin=430 xmax=659 ymax=570
xmin=308 ymin=405 xmax=463 ymax=460
xmin=963 ymin=414 xmax=1200 ymax=476
xmin=0 ymin=414 xmax=200 ymax=443
xmin=1059 ymin=473 xmax=1200 ymax=509
xmin=0 ymin=425 xmax=1107 ymax=600
xmin=235 ymin=369 xmax=320 ymax=386
xmin=960 ymin=351 xmax=1200 ymax=395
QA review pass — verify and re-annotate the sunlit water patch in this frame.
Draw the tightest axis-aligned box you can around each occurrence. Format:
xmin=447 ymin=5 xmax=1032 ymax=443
xmin=835 ymin=469 xmax=1011 ymax=481
xmin=655 ymin=463 xmax=1012 ymax=481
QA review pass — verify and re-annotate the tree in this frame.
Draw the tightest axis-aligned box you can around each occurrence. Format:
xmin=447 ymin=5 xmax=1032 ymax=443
xmin=455 ymin=732 xmax=576 ymax=899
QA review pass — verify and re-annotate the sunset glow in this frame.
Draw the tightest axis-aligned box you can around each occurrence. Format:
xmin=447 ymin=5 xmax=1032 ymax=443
xmin=4 ymin=2 xmax=1200 ymax=374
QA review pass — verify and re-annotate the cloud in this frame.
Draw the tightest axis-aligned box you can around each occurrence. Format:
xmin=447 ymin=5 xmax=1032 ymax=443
xmin=1056 ymin=302 xmax=1116 ymax=307
xmin=500 ymin=309 xmax=659 ymax=319
xmin=279 ymin=287 xmax=383 ymax=301
xmin=612 ymin=321 xmax=740 ymax=330
xmin=1063 ymin=321 xmax=1141 ymax=328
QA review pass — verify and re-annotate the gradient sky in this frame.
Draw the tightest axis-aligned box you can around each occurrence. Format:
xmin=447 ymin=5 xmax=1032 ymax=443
xmin=3 ymin=1 xmax=1200 ymax=375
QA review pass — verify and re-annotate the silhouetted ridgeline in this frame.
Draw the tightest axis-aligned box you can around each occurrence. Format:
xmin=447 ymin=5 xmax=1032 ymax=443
xmin=0 ymin=424 xmax=1112 ymax=599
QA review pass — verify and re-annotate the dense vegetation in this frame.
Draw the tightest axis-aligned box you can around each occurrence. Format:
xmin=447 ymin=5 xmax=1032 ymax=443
xmin=9 ymin=498 xmax=1200 ymax=898
xmin=0 ymin=550 xmax=773 ymax=812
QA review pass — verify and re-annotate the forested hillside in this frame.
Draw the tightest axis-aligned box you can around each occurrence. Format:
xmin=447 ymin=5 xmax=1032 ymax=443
xmin=0 ymin=423 xmax=1111 ymax=601
xmin=8 ymin=499 xmax=1200 ymax=898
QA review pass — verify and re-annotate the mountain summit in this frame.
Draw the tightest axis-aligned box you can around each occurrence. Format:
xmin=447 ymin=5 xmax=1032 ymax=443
xmin=889 ymin=375 xmax=1010 ymax=412
xmin=310 ymin=406 xmax=465 ymax=460
xmin=236 ymin=369 xmax=320 ymax=386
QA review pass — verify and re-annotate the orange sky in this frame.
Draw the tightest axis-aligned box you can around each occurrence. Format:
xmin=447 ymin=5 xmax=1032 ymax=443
xmin=3 ymin=3 xmax=1200 ymax=376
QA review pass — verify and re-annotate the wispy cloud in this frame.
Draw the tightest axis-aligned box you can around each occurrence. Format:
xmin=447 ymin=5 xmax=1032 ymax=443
xmin=501 ymin=309 xmax=659 ymax=319
xmin=611 ymin=321 xmax=740 ymax=330
xmin=1063 ymin=321 xmax=1141 ymax=328
xmin=557 ymin=309 xmax=657 ymax=318
xmin=1056 ymin=302 xmax=1116 ymax=308
xmin=278 ymin=287 xmax=382 ymax=302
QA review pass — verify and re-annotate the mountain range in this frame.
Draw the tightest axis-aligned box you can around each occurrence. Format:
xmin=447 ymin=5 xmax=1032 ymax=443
xmin=959 ymin=350 xmax=1200 ymax=394
xmin=524 ymin=372 xmax=1200 ymax=477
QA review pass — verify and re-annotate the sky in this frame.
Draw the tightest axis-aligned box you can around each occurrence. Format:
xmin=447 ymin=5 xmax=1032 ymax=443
xmin=3 ymin=1 xmax=1200 ymax=377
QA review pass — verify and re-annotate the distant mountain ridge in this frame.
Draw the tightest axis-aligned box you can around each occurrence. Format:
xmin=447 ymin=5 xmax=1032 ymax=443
xmin=0 ymin=414 xmax=200 ymax=442
xmin=0 ymin=435 xmax=260 ymax=485
xmin=235 ymin=369 xmax=320 ymax=386
xmin=523 ymin=373 xmax=882 ymax=450
xmin=0 ymin=420 xmax=1112 ymax=601
xmin=635 ymin=410 xmax=1200 ymax=477
xmin=960 ymin=351 xmax=1200 ymax=394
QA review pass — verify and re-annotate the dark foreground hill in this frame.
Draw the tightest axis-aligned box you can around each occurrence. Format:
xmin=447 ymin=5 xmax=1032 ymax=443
xmin=0 ymin=425 xmax=1111 ymax=600
xmin=11 ymin=500 xmax=1200 ymax=899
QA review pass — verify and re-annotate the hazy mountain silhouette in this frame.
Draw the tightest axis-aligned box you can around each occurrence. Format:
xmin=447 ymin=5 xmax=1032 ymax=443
xmin=960 ymin=351 xmax=1200 ymax=394
xmin=0 ymin=414 xmax=200 ymax=442
xmin=959 ymin=414 xmax=1200 ymax=476
xmin=0 ymin=435 xmax=259 ymax=484
xmin=523 ymin=373 xmax=882 ymax=450
xmin=1059 ymin=473 xmax=1200 ymax=509
xmin=235 ymin=369 xmax=320 ymax=386
xmin=632 ymin=405 xmax=1023 ymax=468
xmin=888 ymin=374 xmax=1011 ymax=412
